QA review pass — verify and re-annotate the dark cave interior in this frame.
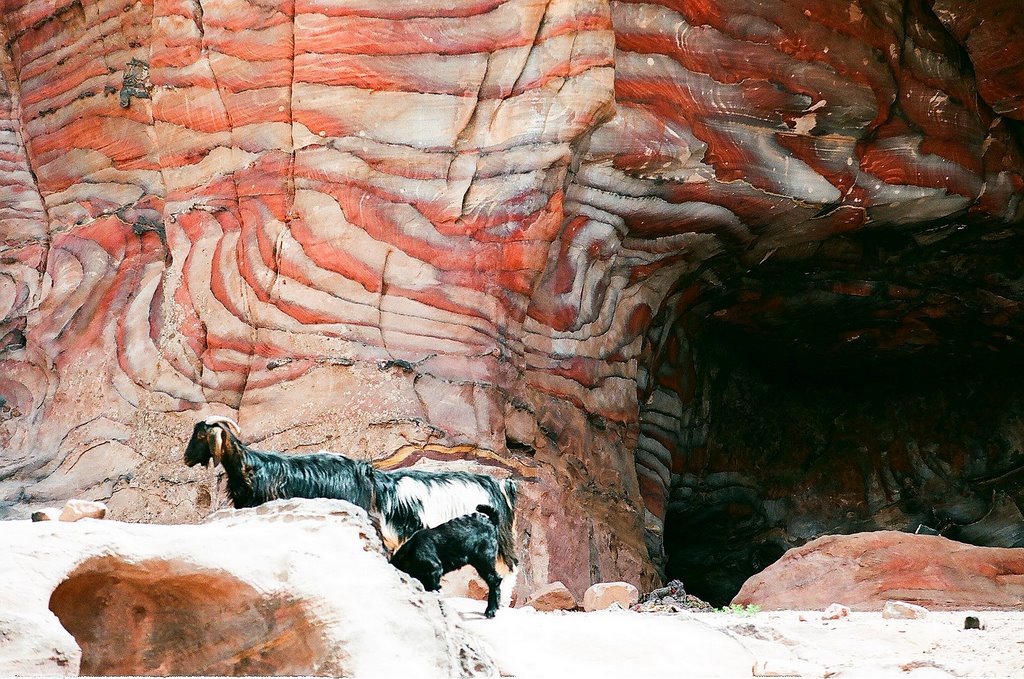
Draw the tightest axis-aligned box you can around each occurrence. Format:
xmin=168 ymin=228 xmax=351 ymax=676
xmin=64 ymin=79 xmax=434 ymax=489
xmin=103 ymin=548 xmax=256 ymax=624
xmin=655 ymin=226 xmax=1024 ymax=606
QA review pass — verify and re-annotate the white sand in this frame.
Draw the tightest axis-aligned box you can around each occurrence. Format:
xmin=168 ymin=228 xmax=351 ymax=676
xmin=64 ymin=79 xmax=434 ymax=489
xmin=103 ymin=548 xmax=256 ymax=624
xmin=446 ymin=598 xmax=1024 ymax=678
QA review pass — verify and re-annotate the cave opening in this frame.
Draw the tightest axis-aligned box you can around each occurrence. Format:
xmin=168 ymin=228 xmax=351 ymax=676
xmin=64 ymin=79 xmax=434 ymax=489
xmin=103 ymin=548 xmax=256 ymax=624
xmin=648 ymin=228 xmax=1024 ymax=607
xmin=48 ymin=556 xmax=333 ymax=676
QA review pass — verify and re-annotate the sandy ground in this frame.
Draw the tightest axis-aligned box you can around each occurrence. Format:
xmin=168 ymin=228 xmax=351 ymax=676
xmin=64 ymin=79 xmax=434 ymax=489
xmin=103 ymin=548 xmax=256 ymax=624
xmin=446 ymin=597 xmax=1024 ymax=678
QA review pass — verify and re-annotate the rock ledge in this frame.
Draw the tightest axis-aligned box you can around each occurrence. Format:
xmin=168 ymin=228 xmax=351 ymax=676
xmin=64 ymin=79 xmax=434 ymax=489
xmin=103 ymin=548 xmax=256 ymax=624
xmin=0 ymin=499 xmax=495 ymax=677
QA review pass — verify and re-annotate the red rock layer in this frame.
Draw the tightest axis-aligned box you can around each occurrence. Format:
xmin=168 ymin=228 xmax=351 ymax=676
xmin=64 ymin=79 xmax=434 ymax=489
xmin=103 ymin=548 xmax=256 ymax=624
xmin=0 ymin=0 xmax=658 ymax=598
xmin=933 ymin=0 xmax=1024 ymax=121
xmin=1 ymin=0 xmax=1023 ymax=598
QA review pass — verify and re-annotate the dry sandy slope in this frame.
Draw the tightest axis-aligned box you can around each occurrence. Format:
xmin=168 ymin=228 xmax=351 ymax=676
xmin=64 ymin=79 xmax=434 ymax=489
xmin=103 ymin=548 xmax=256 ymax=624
xmin=446 ymin=597 xmax=1024 ymax=678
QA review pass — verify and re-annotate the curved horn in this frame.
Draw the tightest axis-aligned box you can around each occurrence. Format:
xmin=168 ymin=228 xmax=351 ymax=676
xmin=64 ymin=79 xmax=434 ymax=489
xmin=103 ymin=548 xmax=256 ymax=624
xmin=203 ymin=415 xmax=241 ymax=437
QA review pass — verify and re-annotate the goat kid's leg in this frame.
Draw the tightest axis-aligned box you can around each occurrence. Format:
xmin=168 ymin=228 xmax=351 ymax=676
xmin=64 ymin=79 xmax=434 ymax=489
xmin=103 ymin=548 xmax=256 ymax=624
xmin=424 ymin=563 xmax=444 ymax=592
xmin=474 ymin=564 xmax=503 ymax=618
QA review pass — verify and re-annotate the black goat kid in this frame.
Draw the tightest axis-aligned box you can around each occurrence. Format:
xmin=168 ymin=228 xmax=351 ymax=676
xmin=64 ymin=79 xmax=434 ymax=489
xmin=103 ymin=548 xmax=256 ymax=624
xmin=390 ymin=505 xmax=504 ymax=618
xmin=183 ymin=416 xmax=376 ymax=510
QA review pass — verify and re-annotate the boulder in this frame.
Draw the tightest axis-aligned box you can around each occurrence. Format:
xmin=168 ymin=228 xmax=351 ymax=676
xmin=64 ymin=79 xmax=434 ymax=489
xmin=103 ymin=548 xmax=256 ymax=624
xmin=0 ymin=499 xmax=494 ymax=677
xmin=465 ymin=577 xmax=490 ymax=602
xmin=882 ymin=601 xmax=929 ymax=620
xmin=583 ymin=582 xmax=640 ymax=612
xmin=525 ymin=582 xmax=578 ymax=612
xmin=58 ymin=500 xmax=107 ymax=522
xmin=822 ymin=604 xmax=850 ymax=620
xmin=734 ymin=531 xmax=1024 ymax=611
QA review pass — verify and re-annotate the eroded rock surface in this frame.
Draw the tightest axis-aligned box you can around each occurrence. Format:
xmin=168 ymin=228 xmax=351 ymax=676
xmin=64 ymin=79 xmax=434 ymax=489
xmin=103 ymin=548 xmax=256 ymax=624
xmin=0 ymin=498 xmax=495 ymax=677
xmin=733 ymin=530 xmax=1024 ymax=611
xmin=1 ymin=0 xmax=1023 ymax=603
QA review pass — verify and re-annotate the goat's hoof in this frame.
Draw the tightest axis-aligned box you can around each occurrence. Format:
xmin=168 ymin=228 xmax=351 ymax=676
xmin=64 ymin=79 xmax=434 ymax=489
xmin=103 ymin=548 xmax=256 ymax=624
xmin=484 ymin=610 xmax=497 ymax=618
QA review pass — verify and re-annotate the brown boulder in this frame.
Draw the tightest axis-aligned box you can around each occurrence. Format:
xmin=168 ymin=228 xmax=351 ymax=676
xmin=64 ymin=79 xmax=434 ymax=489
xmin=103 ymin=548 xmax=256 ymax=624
xmin=583 ymin=581 xmax=640 ymax=612
xmin=733 ymin=531 xmax=1024 ymax=611
xmin=524 ymin=582 xmax=578 ymax=612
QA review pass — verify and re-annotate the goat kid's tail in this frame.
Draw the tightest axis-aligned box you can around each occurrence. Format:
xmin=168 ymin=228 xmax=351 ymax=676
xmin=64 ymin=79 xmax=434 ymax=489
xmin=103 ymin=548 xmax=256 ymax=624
xmin=475 ymin=504 xmax=499 ymax=525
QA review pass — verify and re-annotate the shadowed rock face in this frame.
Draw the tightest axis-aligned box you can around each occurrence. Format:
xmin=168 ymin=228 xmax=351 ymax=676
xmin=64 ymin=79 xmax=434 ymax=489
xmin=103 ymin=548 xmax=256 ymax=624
xmin=1 ymin=0 xmax=1023 ymax=600
xmin=652 ymin=229 xmax=1024 ymax=604
xmin=662 ymin=327 xmax=1024 ymax=605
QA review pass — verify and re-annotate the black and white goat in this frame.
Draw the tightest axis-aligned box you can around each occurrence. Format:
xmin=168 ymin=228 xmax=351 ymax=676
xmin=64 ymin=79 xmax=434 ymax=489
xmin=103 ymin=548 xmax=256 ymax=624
xmin=390 ymin=504 xmax=504 ymax=617
xmin=183 ymin=416 xmax=518 ymax=585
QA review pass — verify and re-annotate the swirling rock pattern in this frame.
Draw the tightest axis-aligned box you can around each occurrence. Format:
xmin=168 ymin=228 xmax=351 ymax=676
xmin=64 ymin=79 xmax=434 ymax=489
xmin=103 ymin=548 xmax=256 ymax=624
xmin=1 ymin=0 xmax=1022 ymax=599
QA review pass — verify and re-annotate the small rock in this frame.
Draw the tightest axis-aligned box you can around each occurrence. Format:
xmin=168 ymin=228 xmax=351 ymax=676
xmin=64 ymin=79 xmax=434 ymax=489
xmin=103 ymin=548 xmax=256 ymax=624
xmin=59 ymin=499 xmax=107 ymax=522
xmin=639 ymin=579 xmax=687 ymax=602
xmin=31 ymin=508 xmax=61 ymax=522
xmin=882 ymin=600 xmax=929 ymax=619
xmin=822 ymin=603 xmax=850 ymax=620
xmin=524 ymin=581 xmax=577 ymax=612
xmin=583 ymin=581 xmax=639 ymax=612
xmin=632 ymin=584 xmax=713 ymax=613
xmin=465 ymin=578 xmax=489 ymax=601
xmin=964 ymin=615 xmax=985 ymax=630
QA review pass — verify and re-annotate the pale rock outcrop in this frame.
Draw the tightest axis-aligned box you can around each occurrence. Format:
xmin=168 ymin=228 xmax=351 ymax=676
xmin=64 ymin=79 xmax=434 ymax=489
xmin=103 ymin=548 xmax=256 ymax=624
xmin=0 ymin=498 xmax=495 ymax=678
xmin=583 ymin=581 xmax=640 ymax=612
xmin=524 ymin=581 xmax=578 ymax=612
xmin=733 ymin=531 xmax=1024 ymax=611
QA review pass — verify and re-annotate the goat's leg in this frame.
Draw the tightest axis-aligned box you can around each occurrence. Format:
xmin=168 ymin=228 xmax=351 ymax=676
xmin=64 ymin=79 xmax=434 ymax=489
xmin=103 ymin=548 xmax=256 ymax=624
xmin=473 ymin=561 xmax=503 ymax=618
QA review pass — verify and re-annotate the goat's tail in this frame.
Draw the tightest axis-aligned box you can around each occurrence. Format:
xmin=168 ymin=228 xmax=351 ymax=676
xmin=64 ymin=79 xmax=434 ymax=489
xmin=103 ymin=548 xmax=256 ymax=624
xmin=475 ymin=504 xmax=499 ymax=525
xmin=502 ymin=478 xmax=518 ymax=512
xmin=496 ymin=478 xmax=518 ymax=572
